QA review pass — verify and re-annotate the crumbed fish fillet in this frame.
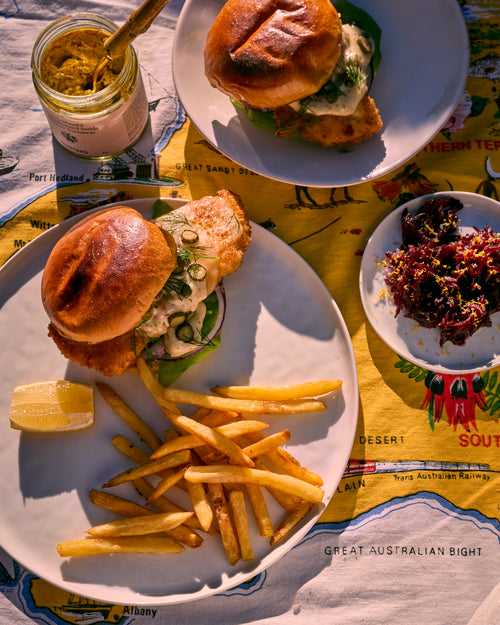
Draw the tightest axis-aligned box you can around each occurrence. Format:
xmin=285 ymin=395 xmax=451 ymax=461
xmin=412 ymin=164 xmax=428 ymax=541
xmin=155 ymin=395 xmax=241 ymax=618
xmin=47 ymin=325 xmax=143 ymax=378
xmin=274 ymin=93 xmax=383 ymax=147
xmin=156 ymin=189 xmax=252 ymax=293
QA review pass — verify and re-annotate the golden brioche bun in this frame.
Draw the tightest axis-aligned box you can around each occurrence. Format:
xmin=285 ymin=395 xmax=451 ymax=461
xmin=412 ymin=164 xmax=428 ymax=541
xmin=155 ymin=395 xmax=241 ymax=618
xmin=204 ymin=0 xmax=342 ymax=110
xmin=41 ymin=207 xmax=177 ymax=345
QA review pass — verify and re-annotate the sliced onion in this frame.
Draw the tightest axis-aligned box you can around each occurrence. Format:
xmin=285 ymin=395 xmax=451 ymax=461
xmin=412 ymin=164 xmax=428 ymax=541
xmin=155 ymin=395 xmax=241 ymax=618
xmin=146 ymin=340 xmax=168 ymax=360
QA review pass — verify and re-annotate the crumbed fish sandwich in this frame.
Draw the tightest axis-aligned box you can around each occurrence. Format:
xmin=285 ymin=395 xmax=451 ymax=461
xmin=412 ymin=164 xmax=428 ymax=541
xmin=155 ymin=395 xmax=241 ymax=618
xmin=204 ymin=0 xmax=383 ymax=147
xmin=41 ymin=190 xmax=251 ymax=383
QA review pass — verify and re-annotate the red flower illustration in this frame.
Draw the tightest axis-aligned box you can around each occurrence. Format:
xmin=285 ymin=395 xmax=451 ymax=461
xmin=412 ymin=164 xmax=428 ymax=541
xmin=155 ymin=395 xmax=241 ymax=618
xmin=422 ymin=372 xmax=487 ymax=431
xmin=373 ymin=163 xmax=439 ymax=204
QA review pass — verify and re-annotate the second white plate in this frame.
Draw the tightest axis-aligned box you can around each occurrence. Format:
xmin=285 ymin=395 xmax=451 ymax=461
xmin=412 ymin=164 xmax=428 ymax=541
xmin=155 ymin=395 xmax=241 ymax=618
xmin=360 ymin=191 xmax=500 ymax=374
xmin=172 ymin=0 xmax=469 ymax=187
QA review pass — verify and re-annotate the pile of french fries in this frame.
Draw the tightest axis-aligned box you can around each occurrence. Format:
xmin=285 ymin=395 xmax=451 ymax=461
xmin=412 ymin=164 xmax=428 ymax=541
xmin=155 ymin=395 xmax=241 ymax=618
xmin=57 ymin=358 xmax=342 ymax=565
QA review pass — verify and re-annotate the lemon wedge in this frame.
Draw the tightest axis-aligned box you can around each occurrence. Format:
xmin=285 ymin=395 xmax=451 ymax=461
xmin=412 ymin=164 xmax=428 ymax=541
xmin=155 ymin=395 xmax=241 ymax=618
xmin=9 ymin=381 xmax=94 ymax=432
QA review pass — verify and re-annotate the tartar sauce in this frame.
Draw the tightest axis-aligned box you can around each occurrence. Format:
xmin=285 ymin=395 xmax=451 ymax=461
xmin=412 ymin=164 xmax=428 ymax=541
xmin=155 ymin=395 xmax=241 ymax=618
xmin=139 ymin=214 xmax=216 ymax=358
xmin=290 ymin=24 xmax=374 ymax=117
xmin=140 ymin=273 xmax=209 ymax=339
xmin=163 ymin=303 xmax=207 ymax=358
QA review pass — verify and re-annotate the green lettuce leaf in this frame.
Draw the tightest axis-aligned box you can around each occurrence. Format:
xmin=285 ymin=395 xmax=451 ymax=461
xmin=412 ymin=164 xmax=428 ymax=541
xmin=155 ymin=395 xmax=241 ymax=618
xmin=152 ymin=198 xmax=175 ymax=219
xmin=158 ymin=332 xmax=221 ymax=387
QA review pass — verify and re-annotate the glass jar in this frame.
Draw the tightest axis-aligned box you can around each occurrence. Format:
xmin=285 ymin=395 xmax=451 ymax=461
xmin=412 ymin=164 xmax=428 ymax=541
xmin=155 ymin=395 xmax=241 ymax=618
xmin=32 ymin=13 xmax=149 ymax=159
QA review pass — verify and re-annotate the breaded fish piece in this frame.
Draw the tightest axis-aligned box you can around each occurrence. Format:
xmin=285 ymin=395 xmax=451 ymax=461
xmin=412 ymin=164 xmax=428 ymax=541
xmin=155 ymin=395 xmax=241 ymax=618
xmin=155 ymin=189 xmax=252 ymax=293
xmin=274 ymin=93 xmax=382 ymax=147
xmin=47 ymin=326 xmax=144 ymax=378
xmin=160 ymin=189 xmax=251 ymax=278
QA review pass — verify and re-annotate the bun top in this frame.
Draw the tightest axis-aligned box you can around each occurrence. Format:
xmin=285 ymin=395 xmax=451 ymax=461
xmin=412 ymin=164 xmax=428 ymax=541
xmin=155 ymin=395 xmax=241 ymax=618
xmin=42 ymin=207 xmax=177 ymax=344
xmin=204 ymin=0 xmax=342 ymax=110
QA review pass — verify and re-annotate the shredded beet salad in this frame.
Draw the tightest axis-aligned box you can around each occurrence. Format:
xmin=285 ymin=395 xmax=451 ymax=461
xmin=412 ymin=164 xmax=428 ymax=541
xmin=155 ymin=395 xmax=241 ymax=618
xmin=384 ymin=196 xmax=500 ymax=347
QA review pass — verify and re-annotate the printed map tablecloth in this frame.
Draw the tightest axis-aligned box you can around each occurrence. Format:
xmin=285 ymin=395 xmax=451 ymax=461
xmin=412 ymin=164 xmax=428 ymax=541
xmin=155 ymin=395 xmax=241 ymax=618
xmin=0 ymin=1 xmax=499 ymax=624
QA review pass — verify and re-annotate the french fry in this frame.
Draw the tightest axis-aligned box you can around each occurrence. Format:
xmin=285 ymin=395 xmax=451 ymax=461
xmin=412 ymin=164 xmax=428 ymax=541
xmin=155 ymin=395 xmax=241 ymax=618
xmin=163 ymin=428 xmax=180 ymax=442
xmin=150 ymin=420 xmax=269 ymax=460
xmin=235 ymin=435 xmax=300 ymax=510
xmin=160 ymin=388 xmax=326 ymax=415
xmin=163 ymin=413 xmax=255 ymax=468
xmin=226 ymin=484 xmax=253 ymax=561
xmin=270 ymin=500 xmax=314 ymax=546
xmin=87 ymin=511 xmax=193 ymax=538
xmin=185 ymin=465 xmax=324 ymax=504
xmin=207 ymin=483 xmax=240 ymax=566
xmin=191 ymin=405 xmax=213 ymax=419
xmin=274 ymin=446 xmax=300 ymax=465
xmin=96 ymin=382 xmax=163 ymax=450
xmin=102 ymin=449 xmax=190 ymax=488
xmin=244 ymin=484 xmax=274 ymax=537
xmin=197 ymin=410 xmax=239 ymax=426
xmin=252 ymin=457 xmax=302 ymax=511
xmin=132 ymin=478 xmax=208 ymax=536
xmin=145 ymin=467 xmax=186 ymax=505
xmin=137 ymin=358 xmax=181 ymax=414
xmin=89 ymin=488 xmax=204 ymax=548
xmin=89 ymin=488 xmax=150 ymax=518
xmin=160 ymin=430 xmax=187 ymax=482
xmin=57 ymin=535 xmax=184 ymax=557
xmin=137 ymin=364 xmax=255 ymax=468
xmin=212 ymin=379 xmax=342 ymax=400
xmin=111 ymin=435 xmax=189 ymax=496
xmin=264 ymin=449 xmax=324 ymax=487
xmin=240 ymin=422 xmax=324 ymax=486
xmin=185 ymin=479 xmax=214 ymax=532
xmin=189 ymin=414 xmax=241 ymax=464
xmin=111 ymin=434 xmax=150 ymax=465
xmin=241 ymin=430 xmax=291 ymax=458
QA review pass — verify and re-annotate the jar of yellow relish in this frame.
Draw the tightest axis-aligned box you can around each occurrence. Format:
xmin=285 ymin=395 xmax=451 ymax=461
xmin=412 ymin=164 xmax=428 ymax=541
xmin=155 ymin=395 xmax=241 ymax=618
xmin=32 ymin=13 xmax=149 ymax=159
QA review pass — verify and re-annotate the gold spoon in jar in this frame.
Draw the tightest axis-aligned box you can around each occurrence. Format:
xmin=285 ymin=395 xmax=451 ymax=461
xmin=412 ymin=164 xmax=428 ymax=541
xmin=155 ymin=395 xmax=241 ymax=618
xmin=92 ymin=0 xmax=172 ymax=92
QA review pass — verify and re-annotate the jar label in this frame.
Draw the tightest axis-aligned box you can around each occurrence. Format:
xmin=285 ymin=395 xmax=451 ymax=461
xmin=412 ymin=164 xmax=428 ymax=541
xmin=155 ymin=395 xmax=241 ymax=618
xmin=41 ymin=73 xmax=149 ymax=158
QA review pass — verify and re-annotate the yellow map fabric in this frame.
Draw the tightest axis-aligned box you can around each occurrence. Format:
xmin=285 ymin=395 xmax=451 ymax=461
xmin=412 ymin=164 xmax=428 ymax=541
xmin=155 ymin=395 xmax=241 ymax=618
xmin=0 ymin=1 xmax=499 ymax=624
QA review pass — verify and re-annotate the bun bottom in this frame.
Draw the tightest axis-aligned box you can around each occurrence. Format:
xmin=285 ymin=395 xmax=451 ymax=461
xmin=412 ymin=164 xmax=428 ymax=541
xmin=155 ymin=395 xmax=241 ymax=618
xmin=274 ymin=94 xmax=382 ymax=147
xmin=47 ymin=324 xmax=145 ymax=377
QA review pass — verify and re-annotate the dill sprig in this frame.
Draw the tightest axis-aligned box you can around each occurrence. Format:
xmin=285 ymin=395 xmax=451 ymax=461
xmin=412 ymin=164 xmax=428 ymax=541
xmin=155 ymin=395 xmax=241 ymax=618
xmin=343 ymin=59 xmax=366 ymax=90
xmin=132 ymin=325 xmax=151 ymax=357
xmin=176 ymin=243 xmax=216 ymax=266
xmin=159 ymin=274 xmax=190 ymax=299
xmin=226 ymin=211 xmax=241 ymax=233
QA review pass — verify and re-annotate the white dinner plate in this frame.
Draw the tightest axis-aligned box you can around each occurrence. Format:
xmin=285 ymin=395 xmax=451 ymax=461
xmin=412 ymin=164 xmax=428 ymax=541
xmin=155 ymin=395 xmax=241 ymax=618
xmin=0 ymin=198 xmax=358 ymax=605
xmin=172 ymin=0 xmax=469 ymax=188
xmin=360 ymin=191 xmax=500 ymax=374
